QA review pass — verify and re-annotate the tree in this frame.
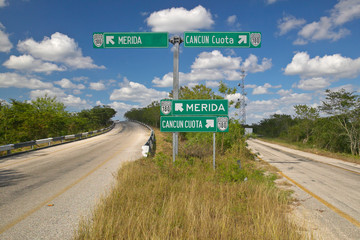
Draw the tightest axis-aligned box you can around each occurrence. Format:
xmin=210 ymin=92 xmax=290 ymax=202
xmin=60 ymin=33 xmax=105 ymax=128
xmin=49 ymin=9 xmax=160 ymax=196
xmin=293 ymin=104 xmax=319 ymax=143
xmin=320 ymin=89 xmax=360 ymax=155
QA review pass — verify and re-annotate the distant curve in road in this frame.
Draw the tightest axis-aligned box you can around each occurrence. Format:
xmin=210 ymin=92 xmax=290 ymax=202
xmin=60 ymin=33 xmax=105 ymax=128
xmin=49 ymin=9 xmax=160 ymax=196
xmin=0 ymin=121 xmax=149 ymax=240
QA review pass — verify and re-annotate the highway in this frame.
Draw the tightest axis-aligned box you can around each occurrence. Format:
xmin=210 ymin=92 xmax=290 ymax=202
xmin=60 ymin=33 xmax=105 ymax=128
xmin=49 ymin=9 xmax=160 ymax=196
xmin=247 ymin=139 xmax=360 ymax=239
xmin=0 ymin=121 xmax=149 ymax=240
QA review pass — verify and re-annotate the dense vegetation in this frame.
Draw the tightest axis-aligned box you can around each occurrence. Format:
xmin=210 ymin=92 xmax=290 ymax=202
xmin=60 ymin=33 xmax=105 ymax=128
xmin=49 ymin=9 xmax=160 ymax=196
xmin=0 ymin=96 xmax=116 ymax=145
xmin=253 ymin=89 xmax=360 ymax=156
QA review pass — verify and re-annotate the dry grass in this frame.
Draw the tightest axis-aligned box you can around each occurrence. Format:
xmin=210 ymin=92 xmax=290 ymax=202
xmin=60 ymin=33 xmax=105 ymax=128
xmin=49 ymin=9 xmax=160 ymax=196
xmin=259 ymin=137 xmax=360 ymax=164
xmin=74 ymin=131 xmax=304 ymax=240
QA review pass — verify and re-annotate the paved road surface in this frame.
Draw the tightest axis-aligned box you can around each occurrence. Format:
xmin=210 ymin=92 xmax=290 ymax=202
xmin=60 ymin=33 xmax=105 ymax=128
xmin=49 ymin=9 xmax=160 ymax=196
xmin=0 ymin=121 xmax=149 ymax=240
xmin=247 ymin=139 xmax=360 ymax=239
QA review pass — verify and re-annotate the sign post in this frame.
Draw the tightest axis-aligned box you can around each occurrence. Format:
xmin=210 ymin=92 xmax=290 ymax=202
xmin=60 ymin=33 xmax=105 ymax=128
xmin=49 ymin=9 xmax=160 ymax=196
xmin=169 ymin=36 xmax=183 ymax=162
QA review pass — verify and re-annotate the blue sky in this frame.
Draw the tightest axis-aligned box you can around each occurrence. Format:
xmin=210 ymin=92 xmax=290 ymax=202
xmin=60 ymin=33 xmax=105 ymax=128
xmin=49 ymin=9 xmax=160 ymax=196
xmin=0 ymin=0 xmax=360 ymax=124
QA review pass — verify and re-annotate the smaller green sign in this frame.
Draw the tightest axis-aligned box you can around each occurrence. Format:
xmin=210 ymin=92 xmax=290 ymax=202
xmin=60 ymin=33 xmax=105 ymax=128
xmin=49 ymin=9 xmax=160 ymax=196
xmin=160 ymin=116 xmax=229 ymax=132
xmin=93 ymin=32 xmax=168 ymax=48
xmin=160 ymin=99 xmax=228 ymax=116
xmin=184 ymin=32 xmax=261 ymax=48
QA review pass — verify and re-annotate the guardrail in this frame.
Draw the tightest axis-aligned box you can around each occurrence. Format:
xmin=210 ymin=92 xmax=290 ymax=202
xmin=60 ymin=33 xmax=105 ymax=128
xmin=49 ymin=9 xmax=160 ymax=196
xmin=0 ymin=123 xmax=115 ymax=157
xmin=131 ymin=120 xmax=156 ymax=157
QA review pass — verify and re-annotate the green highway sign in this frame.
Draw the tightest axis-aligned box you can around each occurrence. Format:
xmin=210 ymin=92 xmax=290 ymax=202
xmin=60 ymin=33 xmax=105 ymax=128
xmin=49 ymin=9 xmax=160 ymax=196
xmin=93 ymin=32 xmax=168 ymax=48
xmin=160 ymin=116 xmax=229 ymax=132
xmin=160 ymin=99 xmax=228 ymax=116
xmin=184 ymin=32 xmax=261 ymax=48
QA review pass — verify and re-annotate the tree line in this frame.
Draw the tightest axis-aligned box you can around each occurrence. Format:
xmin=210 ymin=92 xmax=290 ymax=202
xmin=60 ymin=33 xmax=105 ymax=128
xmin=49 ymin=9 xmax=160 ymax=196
xmin=252 ymin=89 xmax=360 ymax=156
xmin=125 ymin=83 xmax=245 ymax=155
xmin=0 ymin=96 xmax=116 ymax=145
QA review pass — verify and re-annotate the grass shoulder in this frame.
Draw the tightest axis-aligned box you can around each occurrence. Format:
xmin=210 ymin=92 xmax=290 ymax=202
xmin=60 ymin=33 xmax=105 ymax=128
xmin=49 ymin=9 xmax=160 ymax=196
xmin=258 ymin=137 xmax=360 ymax=164
xmin=74 ymin=129 xmax=304 ymax=240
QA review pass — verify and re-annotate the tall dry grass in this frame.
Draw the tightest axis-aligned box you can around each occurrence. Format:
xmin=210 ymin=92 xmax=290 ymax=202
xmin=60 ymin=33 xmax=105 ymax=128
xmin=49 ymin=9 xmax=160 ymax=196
xmin=74 ymin=130 xmax=304 ymax=240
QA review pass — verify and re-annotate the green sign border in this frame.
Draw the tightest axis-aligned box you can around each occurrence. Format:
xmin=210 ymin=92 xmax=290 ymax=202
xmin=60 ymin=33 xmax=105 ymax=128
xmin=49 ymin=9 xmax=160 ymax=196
xmin=160 ymin=99 xmax=229 ymax=116
xmin=93 ymin=32 xmax=169 ymax=48
xmin=160 ymin=116 xmax=229 ymax=133
xmin=183 ymin=32 xmax=261 ymax=48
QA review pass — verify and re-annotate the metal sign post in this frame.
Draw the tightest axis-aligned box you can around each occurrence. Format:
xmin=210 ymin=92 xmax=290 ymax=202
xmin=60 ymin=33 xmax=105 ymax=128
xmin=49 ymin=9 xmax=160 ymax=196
xmin=213 ymin=133 xmax=216 ymax=170
xmin=169 ymin=36 xmax=183 ymax=162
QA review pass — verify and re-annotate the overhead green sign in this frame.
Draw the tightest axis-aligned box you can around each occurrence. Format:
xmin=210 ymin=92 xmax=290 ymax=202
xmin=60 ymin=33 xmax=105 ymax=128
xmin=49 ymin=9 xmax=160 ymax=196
xmin=160 ymin=116 xmax=229 ymax=132
xmin=93 ymin=32 xmax=168 ymax=48
xmin=184 ymin=32 xmax=261 ymax=48
xmin=160 ymin=99 xmax=228 ymax=116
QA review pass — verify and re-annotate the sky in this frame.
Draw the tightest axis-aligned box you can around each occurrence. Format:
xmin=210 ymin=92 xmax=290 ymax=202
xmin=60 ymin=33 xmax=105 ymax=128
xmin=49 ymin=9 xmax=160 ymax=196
xmin=0 ymin=0 xmax=360 ymax=124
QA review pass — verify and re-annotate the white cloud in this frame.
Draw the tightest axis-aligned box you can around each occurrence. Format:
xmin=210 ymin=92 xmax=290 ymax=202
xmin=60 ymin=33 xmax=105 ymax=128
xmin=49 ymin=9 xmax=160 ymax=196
xmin=284 ymin=52 xmax=360 ymax=79
xmin=73 ymin=76 xmax=89 ymax=82
xmin=294 ymin=77 xmax=331 ymax=90
xmin=277 ymin=89 xmax=293 ymax=96
xmin=297 ymin=16 xmax=349 ymax=42
xmin=0 ymin=22 xmax=12 ymax=52
xmin=331 ymin=0 xmax=360 ymax=25
xmin=3 ymin=55 xmax=66 ymax=74
xmin=54 ymin=78 xmax=85 ymax=89
xmin=246 ymin=92 xmax=313 ymax=123
xmin=242 ymin=54 xmax=272 ymax=73
xmin=277 ymin=15 xmax=306 ymax=35
xmin=153 ymin=51 xmax=272 ymax=87
xmin=17 ymin=32 xmax=105 ymax=69
xmin=146 ymin=5 xmax=214 ymax=34
xmin=30 ymin=88 xmax=89 ymax=108
xmin=227 ymin=15 xmax=241 ymax=30
xmin=89 ymin=81 xmax=106 ymax=91
xmin=252 ymin=83 xmax=281 ymax=95
xmin=206 ymin=81 xmax=220 ymax=88
xmin=227 ymin=15 xmax=237 ymax=25
xmin=294 ymin=0 xmax=360 ymax=43
xmin=192 ymin=50 xmax=241 ymax=70
xmin=0 ymin=0 xmax=8 ymax=8
xmin=110 ymin=79 xmax=169 ymax=105
xmin=0 ymin=72 xmax=53 ymax=89
xmin=266 ymin=0 xmax=280 ymax=4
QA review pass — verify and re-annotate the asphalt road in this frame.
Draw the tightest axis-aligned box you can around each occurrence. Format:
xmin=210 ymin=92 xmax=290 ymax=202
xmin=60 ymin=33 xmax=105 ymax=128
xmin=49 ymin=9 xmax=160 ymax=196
xmin=247 ymin=139 xmax=360 ymax=239
xmin=0 ymin=121 xmax=149 ymax=240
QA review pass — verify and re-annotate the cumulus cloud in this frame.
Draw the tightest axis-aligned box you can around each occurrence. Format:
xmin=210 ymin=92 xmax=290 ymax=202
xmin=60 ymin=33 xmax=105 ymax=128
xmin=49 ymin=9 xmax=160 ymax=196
xmin=0 ymin=72 xmax=53 ymax=89
xmin=54 ymin=78 xmax=85 ymax=89
xmin=266 ymin=0 xmax=280 ymax=4
xmin=246 ymin=92 xmax=313 ymax=123
xmin=252 ymin=83 xmax=281 ymax=95
xmin=0 ymin=22 xmax=12 ymax=52
xmin=227 ymin=15 xmax=241 ymax=30
xmin=110 ymin=79 xmax=169 ymax=105
xmin=277 ymin=15 xmax=306 ymax=36
xmin=89 ymin=81 xmax=106 ymax=91
xmin=284 ymin=51 xmax=360 ymax=79
xmin=16 ymin=32 xmax=105 ymax=70
xmin=153 ymin=51 xmax=272 ymax=87
xmin=30 ymin=87 xmax=89 ymax=108
xmin=293 ymin=0 xmax=360 ymax=43
xmin=3 ymin=55 xmax=66 ymax=74
xmin=146 ymin=5 xmax=214 ymax=34
xmin=293 ymin=77 xmax=331 ymax=91
xmin=0 ymin=0 xmax=8 ymax=8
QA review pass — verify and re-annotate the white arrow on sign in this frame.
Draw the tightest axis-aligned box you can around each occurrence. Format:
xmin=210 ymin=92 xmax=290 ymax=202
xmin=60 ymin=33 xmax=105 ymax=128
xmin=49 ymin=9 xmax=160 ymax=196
xmin=238 ymin=35 xmax=247 ymax=44
xmin=205 ymin=119 xmax=214 ymax=128
xmin=175 ymin=103 xmax=184 ymax=112
xmin=106 ymin=36 xmax=115 ymax=45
